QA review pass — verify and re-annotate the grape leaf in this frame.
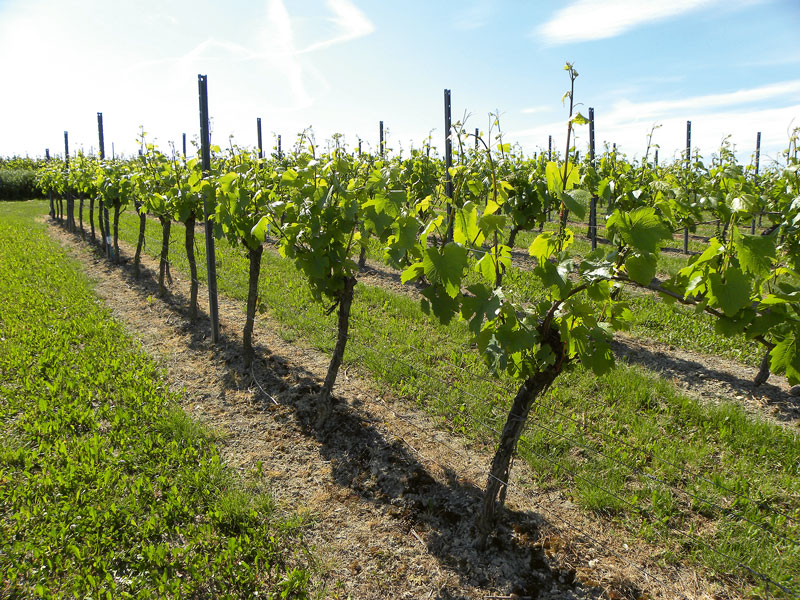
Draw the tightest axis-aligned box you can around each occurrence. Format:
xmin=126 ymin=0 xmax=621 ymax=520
xmin=422 ymin=243 xmax=468 ymax=298
xmin=708 ymin=267 xmax=751 ymax=317
xmin=454 ymin=201 xmax=483 ymax=246
xmin=562 ymin=189 xmax=590 ymax=220
xmin=625 ymin=253 xmax=657 ymax=286
xmin=607 ymin=207 xmax=671 ymax=254
xmin=770 ymin=332 xmax=800 ymax=385
xmin=732 ymin=228 xmax=775 ymax=277
xmin=420 ymin=284 xmax=461 ymax=325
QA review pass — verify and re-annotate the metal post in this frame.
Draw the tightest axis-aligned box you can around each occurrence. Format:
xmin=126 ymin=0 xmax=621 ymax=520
xmin=475 ymin=127 xmax=479 ymax=152
xmin=45 ymin=149 xmax=54 ymax=218
xmin=444 ymin=89 xmax=453 ymax=243
xmin=547 ymin=135 xmax=553 ymax=221
xmin=64 ymin=131 xmax=72 ymax=231
xmin=256 ymin=117 xmax=263 ymax=159
xmin=358 ymin=139 xmax=362 ymax=157
xmin=198 ymin=74 xmax=220 ymax=343
xmin=684 ymin=120 xmax=691 ymax=253
xmin=755 ymin=131 xmax=761 ymax=174
xmin=98 ymin=112 xmax=112 ymax=258
xmin=182 ymin=133 xmax=187 ymax=157
xmin=277 ymin=134 xmax=282 ymax=158
xmin=752 ymin=131 xmax=761 ymax=233
xmin=379 ymin=121 xmax=385 ymax=157
xmin=654 ymin=149 xmax=659 ymax=167
xmin=589 ymin=107 xmax=597 ymax=250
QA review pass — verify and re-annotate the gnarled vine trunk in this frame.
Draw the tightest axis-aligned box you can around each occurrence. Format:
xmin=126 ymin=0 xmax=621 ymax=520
xmin=133 ymin=201 xmax=146 ymax=278
xmin=357 ymin=223 xmax=367 ymax=271
xmin=78 ymin=197 xmax=84 ymax=238
xmin=89 ymin=197 xmax=95 ymax=241
xmin=98 ymin=199 xmax=107 ymax=252
xmin=66 ymin=191 xmax=73 ymax=232
xmin=753 ymin=341 xmax=775 ymax=386
xmin=184 ymin=215 xmax=199 ymax=319
xmin=317 ymin=276 xmax=357 ymax=428
xmin=158 ymin=216 xmax=171 ymax=297
xmin=476 ymin=327 xmax=565 ymax=547
xmin=113 ymin=202 xmax=121 ymax=264
xmin=243 ymin=244 xmax=264 ymax=367
xmin=48 ymin=191 xmax=55 ymax=219
xmin=507 ymin=226 xmax=518 ymax=251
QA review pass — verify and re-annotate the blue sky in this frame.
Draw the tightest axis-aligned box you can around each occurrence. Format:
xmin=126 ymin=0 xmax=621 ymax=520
xmin=1 ymin=0 xmax=798 ymax=165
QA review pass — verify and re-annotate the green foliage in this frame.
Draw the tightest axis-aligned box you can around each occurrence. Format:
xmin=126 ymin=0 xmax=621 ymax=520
xmin=0 ymin=168 xmax=38 ymax=200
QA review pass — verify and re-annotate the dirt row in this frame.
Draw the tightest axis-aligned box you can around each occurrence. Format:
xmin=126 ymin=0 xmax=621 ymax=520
xmin=49 ymin=221 xmax=753 ymax=599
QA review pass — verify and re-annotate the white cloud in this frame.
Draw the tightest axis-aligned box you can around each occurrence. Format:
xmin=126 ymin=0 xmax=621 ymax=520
xmin=537 ymin=0 xmax=720 ymax=45
xmin=607 ymin=80 xmax=800 ymax=122
xmin=511 ymin=80 xmax=800 ymax=163
xmin=299 ymin=0 xmax=375 ymax=54
xmin=521 ymin=105 xmax=552 ymax=115
xmin=0 ymin=0 xmax=377 ymax=156
xmin=453 ymin=0 xmax=494 ymax=31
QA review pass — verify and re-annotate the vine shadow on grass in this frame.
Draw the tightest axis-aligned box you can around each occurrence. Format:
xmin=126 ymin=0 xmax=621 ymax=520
xmin=611 ymin=337 xmax=800 ymax=425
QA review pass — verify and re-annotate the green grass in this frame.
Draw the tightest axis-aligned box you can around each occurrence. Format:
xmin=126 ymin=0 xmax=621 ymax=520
xmin=0 ymin=201 xmax=312 ymax=599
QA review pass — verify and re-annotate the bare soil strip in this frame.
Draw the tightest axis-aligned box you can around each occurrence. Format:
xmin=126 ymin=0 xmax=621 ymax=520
xmin=48 ymin=222 xmax=745 ymax=599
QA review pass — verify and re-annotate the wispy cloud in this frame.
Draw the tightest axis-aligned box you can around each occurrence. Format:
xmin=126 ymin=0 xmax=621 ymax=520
xmin=511 ymin=80 xmax=800 ymax=161
xmin=521 ymin=105 xmax=552 ymax=115
xmin=608 ymin=80 xmax=800 ymax=122
xmin=299 ymin=0 xmax=375 ymax=53
xmin=453 ymin=0 xmax=494 ymax=31
xmin=536 ymin=0 xmax=720 ymax=45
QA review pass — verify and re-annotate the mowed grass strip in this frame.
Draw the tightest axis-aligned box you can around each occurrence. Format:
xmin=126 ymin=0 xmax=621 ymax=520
xmin=0 ymin=202 xmax=312 ymax=599
xmin=109 ymin=202 xmax=800 ymax=597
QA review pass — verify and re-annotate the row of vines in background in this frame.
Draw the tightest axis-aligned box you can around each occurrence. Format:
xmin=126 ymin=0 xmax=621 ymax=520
xmin=33 ymin=65 xmax=800 ymax=595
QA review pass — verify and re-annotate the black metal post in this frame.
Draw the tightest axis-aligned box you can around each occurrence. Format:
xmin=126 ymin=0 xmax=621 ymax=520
xmin=444 ymin=89 xmax=453 ymax=243
xmin=547 ymin=135 xmax=553 ymax=221
xmin=684 ymin=120 xmax=691 ymax=253
xmin=589 ymin=107 xmax=597 ymax=250
xmin=198 ymin=74 xmax=220 ymax=343
xmin=182 ymin=133 xmax=187 ymax=157
xmin=654 ymin=149 xmax=659 ymax=167
xmin=379 ymin=121 xmax=385 ymax=157
xmin=64 ymin=131 xmax=72 ymax=231
xmin=256 ymin=117 xmax=263 ymax=159
xmin=98 ymin=112 xmax=112 ymax=258
xmin=45 ymin=149 xmax=54 ymax=218
xmin=475 ymin=127 xmax=479 ymax=152
xmin=277 ymin=134 xmax=282 ymax=158
xmin=752 ymin=131 xmax=762 ymax=233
